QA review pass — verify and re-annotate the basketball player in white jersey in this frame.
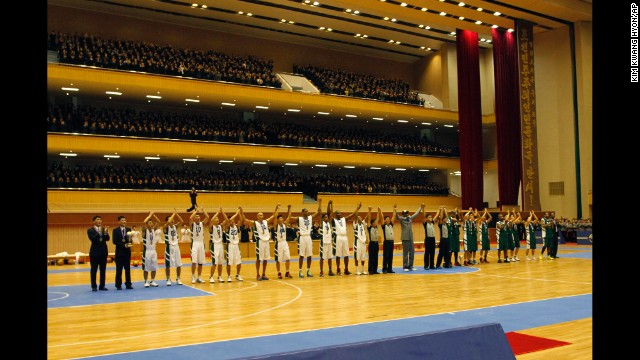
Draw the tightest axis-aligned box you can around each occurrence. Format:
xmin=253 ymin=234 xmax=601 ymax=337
xmin=273 ymin=205 xmax=293 ymax=279
xmin=353 ymin=208 xmax=371 ymax=275
xmin=141 ymin=211 xmax=160 ymax=287
xmin=332 ymin=202 xmax=362 ymax=276
xmin=162 ymin=211 xmax=185 ymax=286
xmin=209 ymin=207 xmax=240 ymax=283
xmin=189 ymin=206 xmax=210 ymax=283
xmin=241 ymin=204 xmax=280 ymax=281
xmin=319 ymin=200 xmax=335 ymax=277
xmin=288 ymin=199 xmax=323 ymax=278
xmin=226 ymin=207 xmax=245 ymax=282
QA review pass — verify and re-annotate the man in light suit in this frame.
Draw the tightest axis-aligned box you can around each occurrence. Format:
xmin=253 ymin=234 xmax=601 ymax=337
xmin=87 ymin=215 xmax=110 ymax=291
xmin=112 ymin=215 xmax=133 ymax=290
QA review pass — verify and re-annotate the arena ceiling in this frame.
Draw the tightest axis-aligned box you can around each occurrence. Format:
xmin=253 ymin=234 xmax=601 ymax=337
xmin=49 ymin=0 xmax=592 ymax=63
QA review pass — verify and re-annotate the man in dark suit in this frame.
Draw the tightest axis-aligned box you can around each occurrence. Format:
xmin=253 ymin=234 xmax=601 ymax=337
xmin=113 ymin=215 xmax=133 ymax=290
xmin=87 ymin=215 xmax=110 ymax=291
xmin=186 ymin=187 xmax=198 ymax=212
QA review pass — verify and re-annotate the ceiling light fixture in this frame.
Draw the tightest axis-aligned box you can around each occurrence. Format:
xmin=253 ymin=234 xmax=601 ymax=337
xmin=315 ymin=164 xmax=328 ymax=167
xmin=185 ymin=98 xmax=200 ymax=102
xmin=59 ymin=152 xmax=77 ymax=157
xmin=146 ymin=95 xmax=162 ymax=99
xmin=183 ymin=158 xmax=198 ymax=162
xmin=105 ymin=91 xmax=122 ymax=95
xmin=219 ymin=160 xmax=234 ymax=163
xmin=253 ymin=161 xmax=267 ymax=165
xmin=145 ymin=156 xmax=160 ymax=160
xmin=103 ymin=155 xmax=120 ymax=158
xmin=61 ymin=87 xmax=79 ymax=91
xmin=221 ymin=102 xmax=236 ymax=106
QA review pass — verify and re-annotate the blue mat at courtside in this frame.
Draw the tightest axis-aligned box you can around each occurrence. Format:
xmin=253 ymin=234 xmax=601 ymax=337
xmin=47 ymin=281 xmax=212 ymax=308
xmin=237 ymin=323 xmax=515 ymax=360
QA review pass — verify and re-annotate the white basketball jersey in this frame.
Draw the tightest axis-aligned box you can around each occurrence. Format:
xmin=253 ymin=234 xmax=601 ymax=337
xmin=298 ymin=215 xmax=312 ymax=236
xmin=192 ymin=221 xmax=205 ymax=243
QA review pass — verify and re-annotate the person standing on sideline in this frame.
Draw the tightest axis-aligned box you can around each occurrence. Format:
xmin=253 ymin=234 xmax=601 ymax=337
xmin=141 ymin=211 xmax=160 ymax=287
xmin=189 ymin=206 xmax=211 ymax=283
xmin=367 ymin=207 xmax=383 ymax=275
xmin=274 ymin=205 xmax=293 ymax=279
xmin=241 ymin=204 xmax=280 ymax=281
xmin=549 ymin=212 xmax=560 ymax=259
xmin=353 ymin=209 xmax=371 ymax=275
xmin=180 ymin=223 xmax=192 ymax=244
xmin=163 ymin=211 xmax=185 ymax=286
xmin=289 ymin=199 xmax=323 ymax=278
xmin=422 ymin=207 xmax=440 ymax=270
xmin=449 ymin=208 xmax=462 ymax=266
xmin=394 ymin=203 xmax=425 ymax=271
xmin=331 ymin=202 xmax=361 ymax=276
xmin=524 ymin=210 xmax=539 ymax=260
xmin=380 ymin=208 xmax=397 ymax=273
xmin=435 ymin=206 xmax=451 ymax=269
xmin=210 ymin=207 xmax=239 ymax=282
xmin=510 ymin=209 xmax=523 ymax=261
xmin=87 ymin=215 xmax=110 ymax=291
xmin=112 ymin=215 xmax=133 ymax=290
xmin=319 ymin=200 xmax=335 ymax=277
xmin=186 ymin=187 xmax=198 ymax=212
xmin=477 ymin=209 xmax=492 ymax=263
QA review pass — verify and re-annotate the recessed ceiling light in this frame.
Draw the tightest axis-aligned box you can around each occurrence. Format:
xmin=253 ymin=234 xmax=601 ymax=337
xmin=61 ymin=87 xmax=79 ymax=91
xmin=397 ymin=120 xmax=408 ymax=123
xmin=345 ymin=114 xmax=357 ymax=117
xmin=508 ymin=28 xmax=514 ymax=32
xmin=146 ymin=95 xmax=162 ymax=99
xmin=253 ymin=161 xmax=267 ymax=165
xmin=492 ymin=25 xmax=499 ymax=28
xmin=370 ymin=167 xmax=381 ymax=170
xmin=185 ymin=98 xmax=200 ymax=103
xmin=256 ymin=105 xmax=269 ymax=109
xmin=391 ymin=18 xmax=397 ymax=22
xmin=219 ymin=160 xmax=233 ymax=163
xmin=480 ymin=38 xmax=486 ymax=42
xmin=315 ymin=164 xmax=327 ymax=167
xmin=318 ymin=111 xmax=330 ymax=115
xmin=459 ymin=2 xmax=465 ymax=6
xmin=145 ymin=156 xmax=160 ymax=160
xmin=440 ymin=12 xmax=446 ymax=16
xmin=285 ymin=163 xmax=298 ymax=166
xmin=343 ymin=165 xmax=355 ymax=168
xmin=425 ymin=26 xmax=431 ymax=29
xmin=475 ymin=20 xmax=482 ymax=25
xmin=444 ymin=124 xmax=454 ymax=127
xmin=477 ymin=7 xmax=483 ymax=11
xmin=59 ymin=152 xmax=77 ymax=157
xmin=400 ymin=2 xmax=407 ymax=6
xmin=288 ymin=109 xmax=300 ymax=112
xmin=221 ymin=102 xmax=236 ymax=106
xmin=419 ymin=169 xmax=430 ymax=172
xmin=418 ymin=24 xmax=424 ymax=28
xmin=459 ymin=17 xmax=465 ymax=20
xmin=105 ymin=91 xmax=122 ymax=95
xmin=183 ymin=158 xmax=198 ymax=162
xmin=421 ymin=8 xmax=427 ymax=11
xmin=373 ymin=117 xmax=384 ymax=120
xmin=103 ymin=154 xmax=120 ymax=158
xmin=395 ymin=168 xmax=406 ymax=171
xmin=494 ymin=11 xmax=501 ymax=16
xmin=421 ymin=122 xmax=431 ymax=125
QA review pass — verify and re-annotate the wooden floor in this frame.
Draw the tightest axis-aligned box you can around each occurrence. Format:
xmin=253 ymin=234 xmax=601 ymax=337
xmin=47 ymin=246 xmax=592 ymax=359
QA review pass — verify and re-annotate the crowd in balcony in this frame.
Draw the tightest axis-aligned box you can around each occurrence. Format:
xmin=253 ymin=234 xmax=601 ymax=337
xmin=47 ymin=31 xmax=281 ymax=88
xmin=47 ymin=103 xmax=458 ymax=157
xmin=293 ymin=64 xmax=424 ymax=106
xmin=47 ymin=161 xmax=449 ymax=197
